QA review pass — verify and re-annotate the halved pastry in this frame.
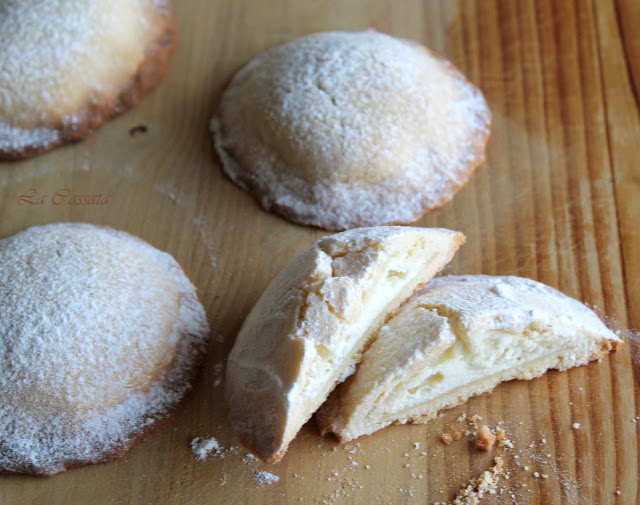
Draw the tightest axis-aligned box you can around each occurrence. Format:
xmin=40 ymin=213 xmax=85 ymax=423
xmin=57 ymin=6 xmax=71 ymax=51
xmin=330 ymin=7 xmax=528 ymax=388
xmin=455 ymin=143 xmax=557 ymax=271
xmin=224 ymin=226 xmax=464 ymax=462
xmin=317 ymin=275 xmax=622 ymax=442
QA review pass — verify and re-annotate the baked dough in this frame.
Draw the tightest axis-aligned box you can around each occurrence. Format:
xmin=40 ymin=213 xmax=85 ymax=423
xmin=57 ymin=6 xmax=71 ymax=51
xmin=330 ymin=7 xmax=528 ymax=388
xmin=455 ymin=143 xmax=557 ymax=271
xmin=0 ymin=0 xmax=175 ymax=159
xmin=0 ymin=223 xmax=209 ymax=475
xmin=212 ymin=30 xmax=490 ymax=230
xmin=224 ymin=226 xmax=464 ymax=462
xmin=317 ymin=275 xmax=622 ymax=442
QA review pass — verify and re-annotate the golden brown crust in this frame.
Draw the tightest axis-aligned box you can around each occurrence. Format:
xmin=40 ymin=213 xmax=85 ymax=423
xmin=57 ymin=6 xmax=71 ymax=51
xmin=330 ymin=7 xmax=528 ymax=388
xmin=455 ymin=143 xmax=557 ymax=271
xmin=0 ymin=3 xmax=176 ymax=161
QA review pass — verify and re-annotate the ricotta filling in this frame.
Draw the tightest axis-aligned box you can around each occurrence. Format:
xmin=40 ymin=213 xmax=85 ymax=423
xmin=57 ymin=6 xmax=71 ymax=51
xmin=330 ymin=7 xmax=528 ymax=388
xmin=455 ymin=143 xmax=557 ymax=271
xmin=296 ymin=247 xmax=436 ymax=404
xmin=385 ymin=325 xmax=587 ymax=414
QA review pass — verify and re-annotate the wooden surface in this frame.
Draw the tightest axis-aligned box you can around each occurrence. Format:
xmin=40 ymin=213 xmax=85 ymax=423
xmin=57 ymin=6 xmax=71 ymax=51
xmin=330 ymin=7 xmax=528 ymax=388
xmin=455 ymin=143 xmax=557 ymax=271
xmin=1 ymin=0 xmax=639 ymax=504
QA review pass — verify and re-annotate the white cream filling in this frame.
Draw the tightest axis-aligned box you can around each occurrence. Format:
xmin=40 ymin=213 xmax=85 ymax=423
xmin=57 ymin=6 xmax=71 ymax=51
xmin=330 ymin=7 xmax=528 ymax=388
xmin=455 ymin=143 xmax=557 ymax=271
xmin=389 ymin=328 xmax=565 ymax=410
xmin=296 ymin=248 xmax=434 ymax=403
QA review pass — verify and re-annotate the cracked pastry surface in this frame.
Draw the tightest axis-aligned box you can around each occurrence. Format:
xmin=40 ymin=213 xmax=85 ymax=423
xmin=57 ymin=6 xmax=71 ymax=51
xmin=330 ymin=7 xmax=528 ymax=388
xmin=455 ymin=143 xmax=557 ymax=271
xmin=317 ymin=275 xmax=622 ymax=442
xmin=212 ymin=30 xmax=490 ymax=230
xmin=224 ymin=226 xmax=464 ymax=463
xmin=0 ymin=223 xmax=209 ymax=475
xmin=0 ymin=0 xmax=175 ymax=159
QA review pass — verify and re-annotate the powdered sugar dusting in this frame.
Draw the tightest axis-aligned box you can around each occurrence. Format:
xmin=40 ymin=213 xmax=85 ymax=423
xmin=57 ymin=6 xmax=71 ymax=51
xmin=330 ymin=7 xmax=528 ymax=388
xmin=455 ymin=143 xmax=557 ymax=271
xmin=0 ymin=123 xmax=60 ymax=152
xmin=424 ymin=275 xmax=622 ymax=342
xmin=213 ymin=30 xmax=490 ymax=229
xmin=0 ymin=223 xmax=209 ymax=475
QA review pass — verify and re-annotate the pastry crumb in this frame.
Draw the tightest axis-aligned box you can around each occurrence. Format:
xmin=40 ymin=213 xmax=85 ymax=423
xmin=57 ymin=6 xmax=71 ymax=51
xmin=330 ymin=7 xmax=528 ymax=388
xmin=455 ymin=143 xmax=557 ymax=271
xmin=441 ymin=433 xmax=454 ymax=445
xmin=475 ymin=425 xmax=496 ymax=452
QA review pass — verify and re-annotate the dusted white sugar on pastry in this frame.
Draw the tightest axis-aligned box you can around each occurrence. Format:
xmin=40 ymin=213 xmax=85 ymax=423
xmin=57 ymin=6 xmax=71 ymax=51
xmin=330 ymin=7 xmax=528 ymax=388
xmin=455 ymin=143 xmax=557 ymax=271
xmin=224 ymin=226 xmax=464 ymax=462
xmin=317 ymin=275 xmax=622 ymax=442
xmin=0 ymin=0 xmax=175 ymax=159
xmin=0 ymin=223 xmax=209 ymax=475
xmin=212 ymin=30 xmax=490 ymax=230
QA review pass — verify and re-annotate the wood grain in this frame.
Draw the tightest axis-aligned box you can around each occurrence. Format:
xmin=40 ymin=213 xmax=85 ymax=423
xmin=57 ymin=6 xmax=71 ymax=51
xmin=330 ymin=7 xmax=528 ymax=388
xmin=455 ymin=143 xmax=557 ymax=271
xmin=0 ymin=0 xmax=638 ymax=504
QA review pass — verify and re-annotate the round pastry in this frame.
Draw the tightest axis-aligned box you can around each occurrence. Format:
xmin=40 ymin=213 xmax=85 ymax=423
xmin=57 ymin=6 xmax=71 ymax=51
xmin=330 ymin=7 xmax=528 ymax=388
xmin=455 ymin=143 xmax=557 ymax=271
xmin=0 ymin=0 xmax=176 ymax=159
xmin=212 ymin=30 xmax=491 ymax=230
xmin=0 ymin=223 xmax=209 ymax=475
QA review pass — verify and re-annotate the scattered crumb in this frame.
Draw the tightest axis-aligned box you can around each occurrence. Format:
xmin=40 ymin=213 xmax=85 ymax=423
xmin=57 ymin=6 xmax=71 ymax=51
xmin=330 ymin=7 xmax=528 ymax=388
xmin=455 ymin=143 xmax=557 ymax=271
xmin=129 ymin=124 xmax=148 ymax=137
xmin=616 ymin=490 xmax=621 ymax=495
xmin=441 ymin=433 xmax=454 ymax=445
xmin=475 ymin=425 xmax=496 ymax=452
xmin=243 ymin=452 xmax=258 ymax=463
xmin=469 ymin=415 xmax=483 ymax=430
xmin=572 ymin=423 xmax=581 ymax=430
xmin=212 ymin=362 xmax=224 ymax=388
xmin=190 ymin=437 xmax=220 ymax=460
xmin=452 ymin=431 xmax=462 ymax=441
xmin=254 ymin=470 xmax=279 ymax=486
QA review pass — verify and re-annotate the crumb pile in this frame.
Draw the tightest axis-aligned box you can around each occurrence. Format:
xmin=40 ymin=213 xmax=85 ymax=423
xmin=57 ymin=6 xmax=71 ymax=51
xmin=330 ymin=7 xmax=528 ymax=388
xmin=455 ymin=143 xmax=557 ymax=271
xmin=434 ymin=457 xmax=505 ymax=505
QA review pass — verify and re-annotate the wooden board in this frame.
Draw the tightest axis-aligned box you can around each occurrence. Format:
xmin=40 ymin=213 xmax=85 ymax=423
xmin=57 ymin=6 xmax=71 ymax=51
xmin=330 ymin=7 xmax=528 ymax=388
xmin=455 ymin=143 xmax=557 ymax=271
xmin=1 ymin=0 xmax=638 ymax=504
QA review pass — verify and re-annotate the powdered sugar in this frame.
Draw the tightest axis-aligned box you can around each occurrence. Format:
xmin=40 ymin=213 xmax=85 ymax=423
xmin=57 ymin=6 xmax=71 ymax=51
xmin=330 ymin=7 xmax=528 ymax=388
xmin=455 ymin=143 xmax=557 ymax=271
xmin=0 ymin=123 xmax=60 ymax=152
xmin=0 ymin=223 xmax=209 ymax=475
xmin=424 ymin=275 xmax=622 ymax=344
xmin=213 ymin=30 xmax=490 ymax=230
xmin=191 ymin=437 xmax=221 ymax=460
xmin=253 ymin=470 xmax=280 ymax=486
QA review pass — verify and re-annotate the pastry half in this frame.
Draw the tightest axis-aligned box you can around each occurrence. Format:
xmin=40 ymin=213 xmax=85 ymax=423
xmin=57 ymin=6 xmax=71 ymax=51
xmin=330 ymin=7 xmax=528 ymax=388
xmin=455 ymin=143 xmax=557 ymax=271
xmin=0 ymin=0 xmax=175 ymax=159
xmin=212 ymin=30 xmax=490 ymax=230
xmin=0 ymin=223 xmax=209 ymax=475
xmin=317 ymin=275 xmax=622 ymax=442
xmin=224 ymin=226 xmax=464 ymax=462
